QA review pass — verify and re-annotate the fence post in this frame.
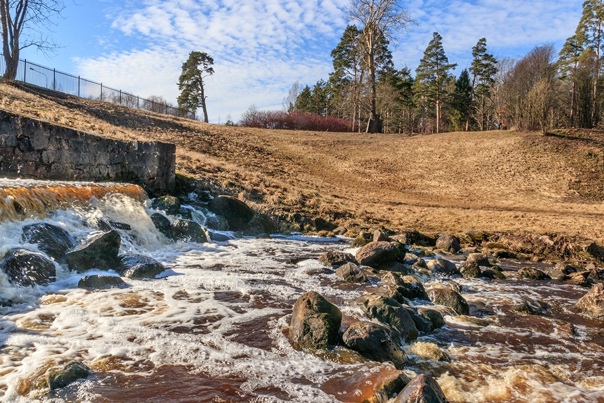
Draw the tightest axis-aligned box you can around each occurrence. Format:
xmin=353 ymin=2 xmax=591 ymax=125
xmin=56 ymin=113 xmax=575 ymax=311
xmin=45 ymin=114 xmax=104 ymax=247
xmin=100 ymin=83 xmax=103 ymax=101
xmin=137 ymin=96 xmax=139 ymax=109
xmin=23 ymin=60 xmax=27 ymax=83
xmin=53 ymin=69 xmax=56 ymax=91
xmin=119 ymin=90 xmax=122 ymax=105
xmin=78 ymin=76 xmax=80 ymax=97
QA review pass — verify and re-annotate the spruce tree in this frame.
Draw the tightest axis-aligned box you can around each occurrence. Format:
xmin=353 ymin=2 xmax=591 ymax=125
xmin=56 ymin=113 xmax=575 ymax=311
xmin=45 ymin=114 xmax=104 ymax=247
xmin=178 ymin=51 xmax=214 ymax=123
xmin=450 ymin=70 xmax=473 ymax=131
xmin=469 ymin=38 xmax=498 ymax=131
xmin=415 ymin=32 xmax=457 ymax=134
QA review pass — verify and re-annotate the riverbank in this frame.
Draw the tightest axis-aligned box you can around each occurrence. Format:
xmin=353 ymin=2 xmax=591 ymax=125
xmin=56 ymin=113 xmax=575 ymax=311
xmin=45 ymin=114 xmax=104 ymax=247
xmin=3 ymin=81 xmax=604 ymax=244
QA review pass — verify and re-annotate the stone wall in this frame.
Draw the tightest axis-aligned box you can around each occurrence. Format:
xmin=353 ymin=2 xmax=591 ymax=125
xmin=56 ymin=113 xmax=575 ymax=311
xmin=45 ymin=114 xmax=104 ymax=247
xmin=0 ymin=109 xmax=175 ymax=196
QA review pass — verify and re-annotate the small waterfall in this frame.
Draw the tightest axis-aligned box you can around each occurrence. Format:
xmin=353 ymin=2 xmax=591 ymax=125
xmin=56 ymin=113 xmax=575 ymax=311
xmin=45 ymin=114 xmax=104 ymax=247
xmin=0 ymin=179 xmax=147 ymax=221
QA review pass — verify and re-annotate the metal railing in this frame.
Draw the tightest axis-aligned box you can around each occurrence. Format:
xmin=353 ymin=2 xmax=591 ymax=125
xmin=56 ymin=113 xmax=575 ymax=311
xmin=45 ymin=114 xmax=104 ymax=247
xmin=0 ymin=56 xmax=195 ymax=120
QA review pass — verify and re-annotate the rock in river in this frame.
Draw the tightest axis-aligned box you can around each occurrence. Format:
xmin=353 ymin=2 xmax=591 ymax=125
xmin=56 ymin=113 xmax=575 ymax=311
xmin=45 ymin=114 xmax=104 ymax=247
xmin=0 ymin=248 xmax=56 ymax=286
xmin=393 ymin=373 xmax=447 ymax=403
xmin=65 ymin=230 xmax=121 ymax=273
xmin=21 ymin=222 xmax=75 ymax=262
xmin=290 ymin=291 xmax=342 ymax=351
xmin=576 ymin=283 xmax=604 ymax=318
xmin=342 ymin=320 xmax=407 ymax=369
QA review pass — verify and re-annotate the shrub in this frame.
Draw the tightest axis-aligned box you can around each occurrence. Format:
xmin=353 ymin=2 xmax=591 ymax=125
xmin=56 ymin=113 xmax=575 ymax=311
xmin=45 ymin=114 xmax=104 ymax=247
xmin=239 ymin=107 xmax=352 ymax=132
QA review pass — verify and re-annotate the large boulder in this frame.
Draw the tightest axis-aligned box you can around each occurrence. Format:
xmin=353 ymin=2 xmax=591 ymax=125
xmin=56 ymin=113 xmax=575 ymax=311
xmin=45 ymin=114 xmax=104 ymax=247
xmin=576 ymin=283 xmax=604 ymax=318
xmin=65 ymin=230 xmax=122 ymax=273
xmin=435 ymin=233 xmax=461 ymax=253
xmin=356 ymin=241 xmax=403 ymax=267
xmin=21 ymin=222 xmax=76 ymax=262
xmin=78 ymin=275 xmax=127 ymax=290
xmin=342 ymin=321 xmax=406 ymax=369
xmin=290 ymin=291 xmax=342 ymax=351
xmin=0 ymin=248 xmax=56 ymax=286
xmin=393 ymin=374 xmax=447 ymax=403
xmin=357 ymin=294 xmax=418 ymax=342
xmin=427 ymin=285 xmax=470 ymax=315
xmin=319 ymin=251 xmax=357 ymax=267
xmin=465 ymin=253 xmax=491 ymax=267
xmin=208 ymin=195 xmax=255 ymax=231
xmin=417 ymin=308 xmax=446 ymax=331
xmin=119 ymin=254 xmax=167 ymax=279
xmin=336 ymin=262 xmax=368 ymax=283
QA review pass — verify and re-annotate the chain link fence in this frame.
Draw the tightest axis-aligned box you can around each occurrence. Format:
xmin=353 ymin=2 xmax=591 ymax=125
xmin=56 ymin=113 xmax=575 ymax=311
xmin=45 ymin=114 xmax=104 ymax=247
xmin=0 ymin=57 xmax=195 ymax=120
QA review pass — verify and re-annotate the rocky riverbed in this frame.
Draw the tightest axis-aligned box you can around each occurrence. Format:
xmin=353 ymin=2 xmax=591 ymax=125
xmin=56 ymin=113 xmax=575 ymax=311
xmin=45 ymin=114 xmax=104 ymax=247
xmin=1 ymin=183 xmax=604 ymax=402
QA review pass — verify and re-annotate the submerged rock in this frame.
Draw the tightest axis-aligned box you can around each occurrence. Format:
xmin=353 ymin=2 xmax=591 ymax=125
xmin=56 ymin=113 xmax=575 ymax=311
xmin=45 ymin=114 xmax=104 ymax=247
xmin=427 ymin=285 xmax=470 ymax=315
xmin=65 ymin=230 xmax=121 ymax=273
xmin=47 ymin=361 xmax=90 ymax=391
xmin=78 ymin=275 xmax=127 ymax=290
xmin=342 ymin=321 xmax=406 ymax=369
xmin=21 ymin=222 xmax=75 ymax=262
xmin=393 ymin=374 xmax=447 ymax=403
xmin=576 ymin=283 xmax=604 ymax=318
xmin=208 ymin=195 xmax=255 ymax=231
xmin=0 ymin=248 xmax=56 ymax=286
xmin=290 ymin=291 xmax=342 ymax=351
xmin=356 ymin=241 xmax=403 ymax=267
xmin=150 ymin=212 xmax=172 ymax=237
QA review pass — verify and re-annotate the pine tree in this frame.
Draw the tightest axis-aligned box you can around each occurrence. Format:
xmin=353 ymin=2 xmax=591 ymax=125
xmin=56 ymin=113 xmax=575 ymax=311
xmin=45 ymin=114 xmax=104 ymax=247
xmin=469 ymin=38 xmax=498 ymax=131
xmin=415 ymin=32 xmax=457 ymax=133
xmin=294 ymin=85 xmax=313 ymax=113
xmin=558 ymin=35 xmax=585 ymax=127
xmin=575 ymin=0 xmax=604 ymax=127
xmin=177 ymin=51 xmax=214 ymax=123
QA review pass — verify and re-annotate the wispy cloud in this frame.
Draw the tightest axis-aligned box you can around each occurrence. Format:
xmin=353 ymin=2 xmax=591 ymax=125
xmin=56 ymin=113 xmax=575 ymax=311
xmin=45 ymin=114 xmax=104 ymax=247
xmin=74 ymin=0 xmax=582 ymax=123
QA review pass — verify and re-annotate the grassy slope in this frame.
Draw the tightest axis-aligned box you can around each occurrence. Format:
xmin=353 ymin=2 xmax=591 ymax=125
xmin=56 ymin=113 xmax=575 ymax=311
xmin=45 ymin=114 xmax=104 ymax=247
xmin=3 ymin=82 xmax=604 ymax=241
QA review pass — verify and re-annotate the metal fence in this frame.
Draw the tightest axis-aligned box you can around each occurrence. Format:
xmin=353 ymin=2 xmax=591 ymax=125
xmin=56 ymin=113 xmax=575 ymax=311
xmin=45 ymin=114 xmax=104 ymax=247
xmin=0 ymin=57 xmax=195 ymax=120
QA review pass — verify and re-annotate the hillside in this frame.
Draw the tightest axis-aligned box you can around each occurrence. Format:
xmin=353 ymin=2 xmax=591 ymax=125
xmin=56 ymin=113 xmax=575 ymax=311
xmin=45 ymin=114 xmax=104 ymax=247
xmin=3 ymin=82 xmax=604 ymax=242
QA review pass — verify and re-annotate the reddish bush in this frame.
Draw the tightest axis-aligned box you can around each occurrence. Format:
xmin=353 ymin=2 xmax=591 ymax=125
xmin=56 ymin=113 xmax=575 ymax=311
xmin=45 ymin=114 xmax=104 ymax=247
xmin=239 ymin=109 xmax=352 ymax=132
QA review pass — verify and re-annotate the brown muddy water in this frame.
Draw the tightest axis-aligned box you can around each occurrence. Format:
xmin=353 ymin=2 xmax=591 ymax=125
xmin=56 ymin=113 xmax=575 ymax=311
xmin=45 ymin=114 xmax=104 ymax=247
xmin=0 ymin=188 xmax=603 ymax=402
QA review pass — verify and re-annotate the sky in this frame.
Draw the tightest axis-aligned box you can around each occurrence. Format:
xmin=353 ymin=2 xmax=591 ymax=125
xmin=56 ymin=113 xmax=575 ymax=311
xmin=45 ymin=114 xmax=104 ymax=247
xmin=19 ymin=0 xmax=583 ymax=124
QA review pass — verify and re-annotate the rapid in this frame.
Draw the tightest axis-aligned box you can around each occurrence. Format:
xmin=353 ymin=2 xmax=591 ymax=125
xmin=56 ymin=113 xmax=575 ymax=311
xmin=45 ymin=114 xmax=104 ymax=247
xmin=0 ymin=180 xmax=603 ymax=402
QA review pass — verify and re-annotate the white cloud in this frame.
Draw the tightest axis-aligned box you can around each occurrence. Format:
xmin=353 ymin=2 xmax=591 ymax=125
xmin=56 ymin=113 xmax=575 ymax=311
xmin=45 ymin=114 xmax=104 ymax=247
xmin=74 ymin=0 xmax=583 ymax=123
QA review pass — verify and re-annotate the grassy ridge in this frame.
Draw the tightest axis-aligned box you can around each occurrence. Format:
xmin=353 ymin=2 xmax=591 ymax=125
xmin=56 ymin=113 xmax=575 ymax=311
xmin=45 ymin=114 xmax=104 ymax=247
xmin=3 ymin=82 xmax=604 ymax=242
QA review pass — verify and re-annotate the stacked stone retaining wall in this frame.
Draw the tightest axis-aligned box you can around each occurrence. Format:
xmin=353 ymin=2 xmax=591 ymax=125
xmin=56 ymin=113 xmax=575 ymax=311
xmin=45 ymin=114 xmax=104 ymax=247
xmin=0 ymin=109 xmax=175 ymax=196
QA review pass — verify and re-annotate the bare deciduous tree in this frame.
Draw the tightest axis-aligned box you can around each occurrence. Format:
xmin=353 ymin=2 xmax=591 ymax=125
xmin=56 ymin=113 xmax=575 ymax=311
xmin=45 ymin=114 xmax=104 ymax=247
xmin=349 ymin=0 xmax=412 ymax=133
xmin=0 ymin=0 xmax=64 ymax=80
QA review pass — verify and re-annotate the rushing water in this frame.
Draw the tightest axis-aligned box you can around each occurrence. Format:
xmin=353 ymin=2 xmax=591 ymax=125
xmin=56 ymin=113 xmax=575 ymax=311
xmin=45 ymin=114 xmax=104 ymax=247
xmin=0 ymin=184 xmax=604 ymax=402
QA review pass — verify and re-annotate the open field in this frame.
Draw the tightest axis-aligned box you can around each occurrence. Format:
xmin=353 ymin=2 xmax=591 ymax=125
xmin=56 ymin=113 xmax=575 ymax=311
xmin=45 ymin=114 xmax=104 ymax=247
xmin=3 ymin=82 xmax=604 ymax=241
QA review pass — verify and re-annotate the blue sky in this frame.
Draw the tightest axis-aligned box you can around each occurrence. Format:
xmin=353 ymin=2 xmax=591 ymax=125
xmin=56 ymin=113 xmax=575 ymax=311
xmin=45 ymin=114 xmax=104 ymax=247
xmin=21 ymin=0 xmax=582 ymax=123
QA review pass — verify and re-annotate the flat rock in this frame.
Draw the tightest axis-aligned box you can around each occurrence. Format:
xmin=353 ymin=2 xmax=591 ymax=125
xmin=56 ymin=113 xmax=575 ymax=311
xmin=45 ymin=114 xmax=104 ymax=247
xmin=356 ymin=241 xmax=403 ymax=267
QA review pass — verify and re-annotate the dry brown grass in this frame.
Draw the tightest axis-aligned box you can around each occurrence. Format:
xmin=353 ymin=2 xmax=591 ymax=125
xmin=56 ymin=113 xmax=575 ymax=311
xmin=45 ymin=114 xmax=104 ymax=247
xmin=3 ymin=81 xmax=604 ymax=241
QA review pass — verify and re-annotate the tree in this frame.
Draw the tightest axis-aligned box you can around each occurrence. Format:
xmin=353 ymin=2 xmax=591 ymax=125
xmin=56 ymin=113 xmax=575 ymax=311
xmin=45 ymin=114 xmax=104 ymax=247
xmin=450 ymin=69 xmax=473 ymax=131
xmin=575 ymin=0 xmax=604 ymax=126
xmin=349 ymin=0 xmax=412 ymax=133
xmin=414 ymin=32 xmax=457 ymax=134
xmin=177 ymin=51 xmax=214 ymax=123
xmin=294 ymin=85 xmax=313 ymax=113
xmin=283 ymin=81 xmax=301 ymax=112
xmin=558 ymin=35 xmax=585 ymax=127
xmin=469 ymin=38 xmax=498 ymax=131
xmin=1 ymin=0 xmax=64 ymax=80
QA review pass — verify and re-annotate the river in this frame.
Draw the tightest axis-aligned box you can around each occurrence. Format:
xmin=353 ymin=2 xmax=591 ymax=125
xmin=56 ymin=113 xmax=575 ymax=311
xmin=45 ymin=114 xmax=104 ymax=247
xmin=0 ymin=183 xmax=603 ymax=402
